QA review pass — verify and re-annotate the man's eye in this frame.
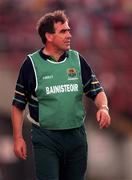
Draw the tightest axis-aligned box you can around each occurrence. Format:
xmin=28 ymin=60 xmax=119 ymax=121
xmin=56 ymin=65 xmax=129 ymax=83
xmin=61 ymin=30 xmax=66 ymax=33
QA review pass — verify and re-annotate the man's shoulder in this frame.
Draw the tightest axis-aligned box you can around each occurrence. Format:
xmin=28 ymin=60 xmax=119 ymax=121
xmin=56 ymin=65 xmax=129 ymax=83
xmin=19 ymin=55 xmax=34 ymax=74
xmin=22 ymin=56 xmax=32 ymax=67
xmin=68 ymin=49 xmax=79 ymax=54
xmin=28 ymin=49 xmax=40 ymax=58
xmin=67 ymin=49 xmax=80 ymax=58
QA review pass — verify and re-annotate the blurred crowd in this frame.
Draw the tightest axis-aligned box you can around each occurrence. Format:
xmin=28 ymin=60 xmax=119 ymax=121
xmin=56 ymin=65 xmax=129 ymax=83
xmin=0 ymin=0 xmax=132 ymax=180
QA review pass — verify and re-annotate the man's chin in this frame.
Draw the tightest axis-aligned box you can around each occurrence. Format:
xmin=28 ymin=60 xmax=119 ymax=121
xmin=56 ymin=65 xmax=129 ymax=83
xmin=65 ymin=45 xmax=70 ymax=51
xmin=60 ymin=45 xmax=70 ymax=52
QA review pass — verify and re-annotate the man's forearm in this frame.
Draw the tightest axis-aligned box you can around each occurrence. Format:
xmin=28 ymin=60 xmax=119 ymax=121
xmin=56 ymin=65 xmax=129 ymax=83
xmin=94 ymin=91 xmax=109 ymax=110
xmin=11 ymin=105 xmax=24 ymax=140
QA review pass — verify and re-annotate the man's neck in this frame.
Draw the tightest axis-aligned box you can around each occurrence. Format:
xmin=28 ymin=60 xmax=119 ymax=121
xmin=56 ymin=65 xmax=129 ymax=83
xmin=43 ymin=46 xmax=64 ymax=61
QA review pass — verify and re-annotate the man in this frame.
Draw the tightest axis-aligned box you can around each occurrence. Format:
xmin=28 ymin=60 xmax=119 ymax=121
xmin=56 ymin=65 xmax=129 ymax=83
xmin=11 ymin=10 xmax=111 ymax=180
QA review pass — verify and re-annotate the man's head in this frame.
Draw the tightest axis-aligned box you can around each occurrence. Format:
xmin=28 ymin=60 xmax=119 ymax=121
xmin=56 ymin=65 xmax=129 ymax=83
xmin=37 ymin=10 xmax=72 ymax=51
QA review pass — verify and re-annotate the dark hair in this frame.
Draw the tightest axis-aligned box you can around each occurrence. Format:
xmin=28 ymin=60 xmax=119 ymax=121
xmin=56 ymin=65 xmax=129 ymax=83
xmin=36 ymin=10 xmax=68 ymax=44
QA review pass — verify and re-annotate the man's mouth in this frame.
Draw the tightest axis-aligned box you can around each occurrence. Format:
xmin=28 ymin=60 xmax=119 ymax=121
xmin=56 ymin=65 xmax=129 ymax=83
xmin=65 ymin=41 xmax=70 ymax=45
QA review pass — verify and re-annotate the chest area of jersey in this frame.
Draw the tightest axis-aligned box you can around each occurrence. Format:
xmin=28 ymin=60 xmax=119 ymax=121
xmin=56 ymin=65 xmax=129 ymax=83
xmin=36 ymin=62 xmax=82 ymax=95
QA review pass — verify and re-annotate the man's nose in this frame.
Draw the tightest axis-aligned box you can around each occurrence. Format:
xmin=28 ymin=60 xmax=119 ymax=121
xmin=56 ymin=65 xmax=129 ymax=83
xmin=67 ymin=31 xmax=72 ymax=38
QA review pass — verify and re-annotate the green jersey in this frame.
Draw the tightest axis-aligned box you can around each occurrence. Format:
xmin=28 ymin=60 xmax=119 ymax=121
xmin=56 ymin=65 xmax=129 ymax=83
xmin=28 ymin=49 xmax=85 ymax=130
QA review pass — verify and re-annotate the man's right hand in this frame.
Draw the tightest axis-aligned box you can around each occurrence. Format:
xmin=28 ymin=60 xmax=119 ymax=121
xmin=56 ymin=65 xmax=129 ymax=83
xmin=14 ymin=138 xmax=27 ymax=160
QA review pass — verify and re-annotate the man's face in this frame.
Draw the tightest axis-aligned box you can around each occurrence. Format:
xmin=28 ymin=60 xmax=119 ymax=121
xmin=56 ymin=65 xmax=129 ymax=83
xmin=51 ymin=21 xmax=72 ymax=51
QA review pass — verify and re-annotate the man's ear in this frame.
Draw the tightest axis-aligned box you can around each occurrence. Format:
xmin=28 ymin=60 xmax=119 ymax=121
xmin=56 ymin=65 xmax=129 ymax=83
xmin=45 ymin=32 xmax=54 ymax=42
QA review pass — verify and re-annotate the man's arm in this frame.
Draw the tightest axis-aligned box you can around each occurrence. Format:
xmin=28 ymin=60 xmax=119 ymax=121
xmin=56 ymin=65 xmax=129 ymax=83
xmin=11 ymin=57 xmax=35 ymax=160
xmin=94 ymin=91 xmax=111 ymax=128
xmin=79 ymin=54 xmax=111 ymax=128
xmin=11 ymin=105 xmax=27 ymax=160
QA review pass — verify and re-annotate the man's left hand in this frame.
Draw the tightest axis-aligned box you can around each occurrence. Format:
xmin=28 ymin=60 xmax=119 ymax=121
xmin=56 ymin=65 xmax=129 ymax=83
xmin=96 ymin=108 xmax=111 ymax=129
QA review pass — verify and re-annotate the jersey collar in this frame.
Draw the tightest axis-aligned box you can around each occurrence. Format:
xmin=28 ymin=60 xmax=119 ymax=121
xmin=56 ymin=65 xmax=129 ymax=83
xmin=39 ymin=47 xmax=69 ymax=62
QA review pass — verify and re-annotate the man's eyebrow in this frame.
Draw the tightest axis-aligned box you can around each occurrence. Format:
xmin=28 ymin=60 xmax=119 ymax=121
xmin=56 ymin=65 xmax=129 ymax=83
xmin=60 ymin=28 xmax=71 ymax=32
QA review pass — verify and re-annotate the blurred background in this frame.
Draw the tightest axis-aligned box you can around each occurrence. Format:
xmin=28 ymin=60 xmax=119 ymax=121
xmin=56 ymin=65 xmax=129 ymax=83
xmin=0 ymin=0 xmax=132 ymax=179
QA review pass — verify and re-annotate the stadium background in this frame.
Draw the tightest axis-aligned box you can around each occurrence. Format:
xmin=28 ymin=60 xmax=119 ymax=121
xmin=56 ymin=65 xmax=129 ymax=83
xmin=0 ymin=0 xmax=132 ymax=179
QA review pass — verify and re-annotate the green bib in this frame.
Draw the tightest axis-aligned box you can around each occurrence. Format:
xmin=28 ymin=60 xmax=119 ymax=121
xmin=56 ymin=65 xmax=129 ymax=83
xmin=28 ymin=50 xmax=85 ymax=129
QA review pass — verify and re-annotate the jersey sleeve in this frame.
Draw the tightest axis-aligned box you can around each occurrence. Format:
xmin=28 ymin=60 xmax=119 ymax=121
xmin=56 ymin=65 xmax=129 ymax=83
xmin=79 ymin=54 xmax=104 ymax=100
xmin=12 ymin=57 xmax=36 ymax=110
